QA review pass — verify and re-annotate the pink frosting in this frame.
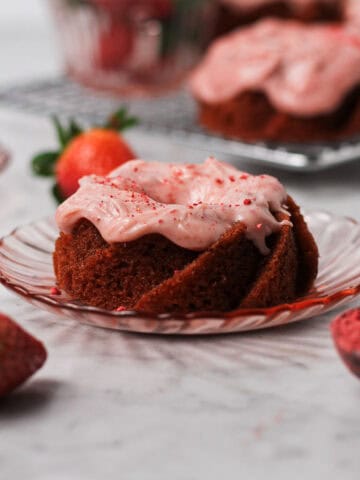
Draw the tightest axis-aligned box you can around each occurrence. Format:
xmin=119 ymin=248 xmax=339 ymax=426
xmin=190 ymin=19 xmax=360 ymax=116
xmin=346 ymin=0 xmax=360 ymax=32
xmin=220 ymin=0 xmax=339 ymax=12
xmin=55 ymin=158 xmax=290 ymax=255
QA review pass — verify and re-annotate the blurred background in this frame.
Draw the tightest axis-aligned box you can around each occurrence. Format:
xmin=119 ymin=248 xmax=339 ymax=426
xmin=0 ymin=1 xmax=58 ymax=85
xmin=1 ymin=0 xmax=360 ymax=175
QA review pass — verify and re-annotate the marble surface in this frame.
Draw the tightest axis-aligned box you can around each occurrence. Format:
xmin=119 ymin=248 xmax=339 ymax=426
xmin=0 ymin=106 xmax=360 ymax=480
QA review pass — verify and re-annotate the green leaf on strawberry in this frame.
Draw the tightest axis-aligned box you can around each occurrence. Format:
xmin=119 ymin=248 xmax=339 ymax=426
xmin=52 ymin=183 xmax=65 ymax=205
xmin=106 ymin=107 xmax=139 ymax=131
xmin=52 ymin=116 xmax=84 ymax=151
xmin=31 ymin=151 xmax=59 ymax=177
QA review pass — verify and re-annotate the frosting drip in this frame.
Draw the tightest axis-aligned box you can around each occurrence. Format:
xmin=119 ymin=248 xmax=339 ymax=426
xmin=190 ymin=19 xmax=360 ymax=116
xmin=55 ymin=158 xmax=290 ymax=255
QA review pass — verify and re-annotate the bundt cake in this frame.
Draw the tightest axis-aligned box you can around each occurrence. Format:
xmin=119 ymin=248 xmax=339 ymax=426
xmin=54 ymin=158 xmax=318 ymax=314
xmin=190 ymin=19 xmax=360 ymax=143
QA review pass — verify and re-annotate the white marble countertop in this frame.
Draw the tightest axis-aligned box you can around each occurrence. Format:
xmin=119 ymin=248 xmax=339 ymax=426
xmin=1 ymin=19 xmax=360 ymax=480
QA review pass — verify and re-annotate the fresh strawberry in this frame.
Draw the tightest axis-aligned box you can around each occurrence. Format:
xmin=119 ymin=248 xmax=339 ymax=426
xmin=56 ymin=128 xmax=135 ymax=198
xmin=31 ymin=108 xmax=138 ymax=202
xmin=0 ymin=313 xmax=47 ymax=397
xmin=96 ymin=21 xmax=134 ymax=70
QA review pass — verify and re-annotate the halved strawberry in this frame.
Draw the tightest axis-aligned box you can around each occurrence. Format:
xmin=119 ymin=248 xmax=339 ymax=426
xmin=0 ymin=313 xmax=47 ymax=397
xmin=330 ymin=309 xmax=360 ymax=379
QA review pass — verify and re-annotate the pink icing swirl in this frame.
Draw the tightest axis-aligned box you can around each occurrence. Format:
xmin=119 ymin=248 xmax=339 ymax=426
xmin=55 ymin=158 xmax=290 ymax=255
xmin=190 ymin=19 xmax=360 ymax=116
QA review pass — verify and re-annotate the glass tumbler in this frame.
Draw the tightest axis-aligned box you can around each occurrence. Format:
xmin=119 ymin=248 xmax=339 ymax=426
xmin=48 ymin=0 xmax=216 ymax=96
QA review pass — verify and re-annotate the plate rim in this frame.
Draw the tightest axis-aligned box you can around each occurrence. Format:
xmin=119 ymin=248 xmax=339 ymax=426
xmin=0 ymin=210 xmax=360 ymax=324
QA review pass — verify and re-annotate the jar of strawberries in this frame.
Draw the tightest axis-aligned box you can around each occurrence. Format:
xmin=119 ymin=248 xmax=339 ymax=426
xmin=48 ymin=0 xmax=216 ymax=96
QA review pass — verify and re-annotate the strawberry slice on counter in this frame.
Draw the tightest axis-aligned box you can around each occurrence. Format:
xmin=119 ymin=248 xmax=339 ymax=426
xmin=330 ymin=308 xmax=360 ymax=379
xmin=0 ymin=313 xmax=47 ymax=397
xmin=31 ymin=108 xmax=138 ymax=202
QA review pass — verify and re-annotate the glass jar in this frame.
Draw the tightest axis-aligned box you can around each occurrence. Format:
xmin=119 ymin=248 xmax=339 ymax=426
xmin=48 ymin=0 xmax=216 ymax=96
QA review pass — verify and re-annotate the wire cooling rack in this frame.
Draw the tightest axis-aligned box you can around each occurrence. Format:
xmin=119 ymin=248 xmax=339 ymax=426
xmin=1 ymin=76 xmax=360 ymax=172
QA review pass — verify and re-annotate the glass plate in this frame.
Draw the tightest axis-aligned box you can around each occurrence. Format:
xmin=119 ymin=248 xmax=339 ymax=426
xmin=0 ymin=211 xmax=360 ymax=335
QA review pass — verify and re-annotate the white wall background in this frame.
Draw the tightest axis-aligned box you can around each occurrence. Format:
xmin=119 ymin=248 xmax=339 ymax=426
xmin=0 ymin=0 xmax=59 ymax=85
xmin=0 ymin=0 xmax=47 ymax=27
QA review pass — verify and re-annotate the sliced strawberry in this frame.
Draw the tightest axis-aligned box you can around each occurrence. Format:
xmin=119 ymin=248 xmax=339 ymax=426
xmin=331 ymin=309 xmax=360 ymax=379
xmin=56 ymin=128 xmax=135 ymax=198
xmin=0 ymin=313 xmax=47 ymax=397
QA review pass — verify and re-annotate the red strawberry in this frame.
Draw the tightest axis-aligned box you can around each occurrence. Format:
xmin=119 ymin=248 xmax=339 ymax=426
xmin=31 ymin=108 xmax=138 ymax=202
xmin=56 ymin=128 xmax=135 ymax=198
xmin=96 ymin=21 xmax=134 ymax=71
xmin=0 ymin=313 xmax=47 ymax=397
xmin=330 ymin=309 xmax=360 ymax=379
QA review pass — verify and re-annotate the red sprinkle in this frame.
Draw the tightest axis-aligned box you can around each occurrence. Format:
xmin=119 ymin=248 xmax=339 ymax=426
xmin=116 ymin=306 xmax=127 ymax=312
xmin=243 ymin=199 xmax=252 ymax=205
xmin=256 ymin=223 xmax=262 ymax=229
xmin=50 ymin=287 xmax=61 ymax=295
xmin=240 ymin=174 xmax=248 ymax=180
xmin=215 ymin=178 xmax=224 ymax=185
xmin=229 ymin=176 xmax=235 ymax=182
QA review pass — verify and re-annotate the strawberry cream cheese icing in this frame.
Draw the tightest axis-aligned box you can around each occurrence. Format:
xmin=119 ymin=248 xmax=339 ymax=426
xmin=190 ymin=19 xmax=360 ymax=116
xmin=55 ymin=157 xmax=290 ymax=255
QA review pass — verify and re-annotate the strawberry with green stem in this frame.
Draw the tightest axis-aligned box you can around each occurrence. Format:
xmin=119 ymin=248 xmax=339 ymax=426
xmin=31 ymin=108 xmax=138 ymax=202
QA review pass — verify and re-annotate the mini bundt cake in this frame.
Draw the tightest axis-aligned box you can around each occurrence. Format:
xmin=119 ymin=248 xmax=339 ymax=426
xmin=190 ymin=19 xmax=360 ymax=143
xmin=54 ymin=158 xmax=318 ymax=314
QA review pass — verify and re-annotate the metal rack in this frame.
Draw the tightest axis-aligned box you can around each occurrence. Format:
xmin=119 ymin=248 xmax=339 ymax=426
xmin=1 ymin=77 xmax=359 ymax=172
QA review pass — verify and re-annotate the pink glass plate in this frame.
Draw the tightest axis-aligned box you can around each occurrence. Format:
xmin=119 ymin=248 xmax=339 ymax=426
xmin=0 ymin=211 xmax=360 ymax=335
